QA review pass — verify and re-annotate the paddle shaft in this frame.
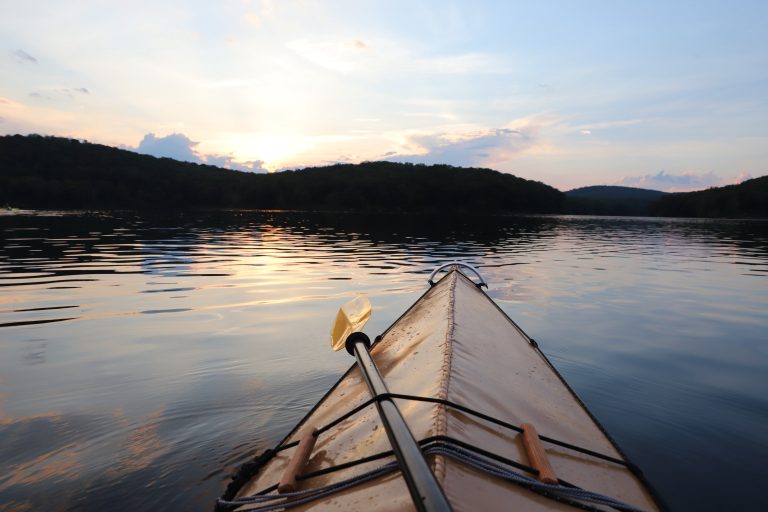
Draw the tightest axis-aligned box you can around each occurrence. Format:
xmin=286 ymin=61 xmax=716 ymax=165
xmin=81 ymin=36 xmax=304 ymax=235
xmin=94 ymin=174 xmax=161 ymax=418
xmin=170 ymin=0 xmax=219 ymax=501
xmin=350 ymin=339 xmax=452 ymax=512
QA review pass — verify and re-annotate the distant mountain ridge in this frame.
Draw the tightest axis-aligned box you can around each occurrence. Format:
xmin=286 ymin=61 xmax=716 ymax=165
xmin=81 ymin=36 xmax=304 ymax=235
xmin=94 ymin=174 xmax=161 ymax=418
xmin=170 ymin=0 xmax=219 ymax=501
xmin=1 ymin=134 xmax=765 ymax=217
xmin=563 ymin=185 xmax=668 ymax=216
xmin=565 ymin=185 xmax=667 ymax=201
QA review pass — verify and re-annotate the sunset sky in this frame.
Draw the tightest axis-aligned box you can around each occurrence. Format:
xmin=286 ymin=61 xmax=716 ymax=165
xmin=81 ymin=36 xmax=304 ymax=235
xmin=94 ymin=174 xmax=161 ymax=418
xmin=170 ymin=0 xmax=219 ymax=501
xmin=1 ymin=0 xmax=766 ymax=191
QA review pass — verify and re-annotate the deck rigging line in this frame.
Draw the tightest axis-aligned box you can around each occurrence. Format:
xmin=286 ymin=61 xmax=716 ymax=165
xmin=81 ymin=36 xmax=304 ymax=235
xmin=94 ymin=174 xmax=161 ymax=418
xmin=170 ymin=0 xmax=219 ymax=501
xmin=298 ymin=391 xmax=631 ymax=468
xmin=217 ymin=437 xmax=647 ymax=512
xmin=217 ymin=392 xmax=648 ymax=512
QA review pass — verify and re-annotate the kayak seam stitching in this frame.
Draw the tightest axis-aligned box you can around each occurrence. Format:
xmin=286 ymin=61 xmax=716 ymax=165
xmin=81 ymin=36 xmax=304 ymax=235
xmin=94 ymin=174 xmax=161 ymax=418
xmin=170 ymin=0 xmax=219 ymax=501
xmin=434 ymin=270 xmax=457 ymax=484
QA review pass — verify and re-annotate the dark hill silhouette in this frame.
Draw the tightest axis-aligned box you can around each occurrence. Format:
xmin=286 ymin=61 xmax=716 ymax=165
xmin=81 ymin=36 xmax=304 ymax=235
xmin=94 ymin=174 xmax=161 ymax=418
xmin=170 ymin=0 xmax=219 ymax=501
xmin=652 ymin=176 xmax=768 ymax=218
xmin=0 ymin=134 xmax=564 ymax=213
xmin=564 ymin=185 xmax=667 ymax=216
xmin=566 ymin=185 xmax=667 ymax=201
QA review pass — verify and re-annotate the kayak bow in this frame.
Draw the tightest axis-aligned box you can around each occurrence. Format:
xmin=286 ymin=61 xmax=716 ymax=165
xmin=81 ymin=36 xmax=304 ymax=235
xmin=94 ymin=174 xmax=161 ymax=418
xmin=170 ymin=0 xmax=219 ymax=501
xmin=217 ymin=264 xmax=663 ymax=511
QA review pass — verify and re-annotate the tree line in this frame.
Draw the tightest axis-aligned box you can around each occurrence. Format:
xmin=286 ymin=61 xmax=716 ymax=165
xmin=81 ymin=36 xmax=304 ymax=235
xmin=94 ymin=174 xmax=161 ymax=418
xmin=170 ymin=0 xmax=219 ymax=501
xmin=651 ymin=176 xmax=768 ymax=218
xmin=1 ymin=135 xmax=765 ymax=217
xmin=0 ymin=135 xmax=564 ymax=213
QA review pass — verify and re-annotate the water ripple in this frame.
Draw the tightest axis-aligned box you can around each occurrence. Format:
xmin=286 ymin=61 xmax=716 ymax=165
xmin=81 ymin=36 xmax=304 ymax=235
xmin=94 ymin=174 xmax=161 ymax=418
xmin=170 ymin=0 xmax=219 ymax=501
xmin=0 ymin=211 xmax=766 ymax=511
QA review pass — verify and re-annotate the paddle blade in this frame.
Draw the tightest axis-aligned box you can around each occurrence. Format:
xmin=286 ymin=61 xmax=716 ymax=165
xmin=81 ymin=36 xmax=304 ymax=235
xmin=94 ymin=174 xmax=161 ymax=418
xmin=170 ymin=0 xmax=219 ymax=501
xmin=330 ymin=295 xmax=372 ymax=351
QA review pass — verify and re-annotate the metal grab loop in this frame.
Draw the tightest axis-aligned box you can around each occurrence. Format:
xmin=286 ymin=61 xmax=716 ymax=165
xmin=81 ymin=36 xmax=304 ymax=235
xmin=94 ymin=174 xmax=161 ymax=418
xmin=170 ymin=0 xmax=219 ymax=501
xmin=428 ymin=261 xmax=488 ymax=288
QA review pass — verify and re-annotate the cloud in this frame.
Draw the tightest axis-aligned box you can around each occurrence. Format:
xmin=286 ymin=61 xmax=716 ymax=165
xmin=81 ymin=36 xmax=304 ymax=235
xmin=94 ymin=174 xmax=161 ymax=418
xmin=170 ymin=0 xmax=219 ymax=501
xmin=137 ymin=133 xmax=200 ymax=162
xmin=13 ymin=49 xmax=37 ymax=63
xmin=204 ymin=154 xmax=268 ymax=173
xmin=287 ymin=36 xmax=502 ymax=76
xmin=134 ymin=133 xmax=267 ymax=172
xmin=390 ymin=127 xmax=538 ymax=168
xmin=28 ymin=88 xmax=89 ymax=100
xmin=287 ymin=39 xmax=370 ymax=73
xmin=618 ymin=170 xmax=752 ymax=192
xmin=59 ymin=87 xmax=90 ymax=98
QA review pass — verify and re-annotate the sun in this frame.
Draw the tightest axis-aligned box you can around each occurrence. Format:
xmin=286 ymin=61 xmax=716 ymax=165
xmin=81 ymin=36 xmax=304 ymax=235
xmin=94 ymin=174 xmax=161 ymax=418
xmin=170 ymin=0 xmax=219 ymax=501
xmin=202 ymin=133 xmax=312 ymax=171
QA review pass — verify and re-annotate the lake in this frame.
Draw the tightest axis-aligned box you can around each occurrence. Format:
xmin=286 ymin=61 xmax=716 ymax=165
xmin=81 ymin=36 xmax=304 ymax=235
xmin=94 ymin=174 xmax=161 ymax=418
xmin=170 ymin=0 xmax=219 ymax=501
xmin=1 ymin=210 xmax=767 ymax=511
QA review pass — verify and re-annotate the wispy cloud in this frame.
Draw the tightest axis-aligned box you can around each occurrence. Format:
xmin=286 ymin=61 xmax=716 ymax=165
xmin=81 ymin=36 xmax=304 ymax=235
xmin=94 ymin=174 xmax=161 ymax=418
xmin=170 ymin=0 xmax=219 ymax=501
xmin=287 ymin=35 xmax=504 ymax=77
xmin=618 ymin=170 xmax=752 ymax=192
xmin=389 ymin=126 xmax=538 ymax=168
xmin=133 ymin=133 xmax=267 ymax=172
xmin=287 ymin=38 xmax=371 ymax=73
xmin=59 ymin=87 xmax=91 ymax=98
xmin=28 ymin=88 xmax=89 ymax=101
xmin=12 ymin=49 xmax=37 ymax=63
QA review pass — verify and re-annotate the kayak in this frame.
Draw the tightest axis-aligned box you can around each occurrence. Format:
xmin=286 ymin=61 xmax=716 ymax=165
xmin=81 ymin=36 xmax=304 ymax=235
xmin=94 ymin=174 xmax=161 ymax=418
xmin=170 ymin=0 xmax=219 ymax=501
xmin=216 ymin=264 xmax=664 ymax=511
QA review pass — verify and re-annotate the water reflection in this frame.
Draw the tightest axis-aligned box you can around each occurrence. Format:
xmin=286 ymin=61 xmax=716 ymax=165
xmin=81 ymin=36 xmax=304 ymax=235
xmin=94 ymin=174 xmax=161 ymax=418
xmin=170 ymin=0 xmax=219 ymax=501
xmin=0 ymin=211 xmax=767 ymax=511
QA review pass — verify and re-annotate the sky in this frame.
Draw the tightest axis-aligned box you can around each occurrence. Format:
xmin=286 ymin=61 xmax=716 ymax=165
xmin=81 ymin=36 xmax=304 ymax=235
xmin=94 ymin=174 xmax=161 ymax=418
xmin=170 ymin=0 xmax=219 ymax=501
xmin=1 ymin=0 xmax=767 ymax=191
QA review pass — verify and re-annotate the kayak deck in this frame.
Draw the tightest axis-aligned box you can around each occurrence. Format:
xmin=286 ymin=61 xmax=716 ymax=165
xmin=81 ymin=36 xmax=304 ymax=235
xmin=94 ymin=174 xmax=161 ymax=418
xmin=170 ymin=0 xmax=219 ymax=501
xmin=220 ymin=269 xmax=661 ymax=511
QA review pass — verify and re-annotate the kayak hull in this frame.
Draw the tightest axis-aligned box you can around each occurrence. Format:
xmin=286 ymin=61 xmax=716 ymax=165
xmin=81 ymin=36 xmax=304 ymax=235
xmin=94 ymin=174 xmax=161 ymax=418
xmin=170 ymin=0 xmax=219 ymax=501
xmin=225 ymin=269 xmax=661 ymax=511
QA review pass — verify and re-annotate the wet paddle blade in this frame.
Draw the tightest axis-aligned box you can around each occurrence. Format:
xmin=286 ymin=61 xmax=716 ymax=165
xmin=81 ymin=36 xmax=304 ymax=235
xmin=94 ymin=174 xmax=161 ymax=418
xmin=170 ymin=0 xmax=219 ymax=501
xmin=330 ymin=295 xmax=372 ymax=351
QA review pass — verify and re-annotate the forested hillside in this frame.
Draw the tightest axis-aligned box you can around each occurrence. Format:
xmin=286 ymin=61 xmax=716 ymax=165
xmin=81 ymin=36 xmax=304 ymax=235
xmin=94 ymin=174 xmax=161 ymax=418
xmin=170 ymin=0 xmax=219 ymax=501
xmin=0 ymin=135 xmax=565 ymax=213
xmin=652 ymin=176 xmax=768 ymax=218
xmin=565 ymin=185 xmax=668 ymax=216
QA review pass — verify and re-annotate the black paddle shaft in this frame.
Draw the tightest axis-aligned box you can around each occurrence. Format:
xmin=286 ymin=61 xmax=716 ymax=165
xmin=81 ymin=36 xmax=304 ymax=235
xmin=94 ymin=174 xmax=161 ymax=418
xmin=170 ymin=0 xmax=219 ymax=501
xmin=346 ymin=332 xmax=452 ymax=512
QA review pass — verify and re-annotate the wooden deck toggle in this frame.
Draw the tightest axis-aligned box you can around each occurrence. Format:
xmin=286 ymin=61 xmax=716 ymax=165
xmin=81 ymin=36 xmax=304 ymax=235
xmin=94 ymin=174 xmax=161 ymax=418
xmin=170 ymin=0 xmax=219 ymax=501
xmin=521 ymin=423 xmax=558 ymax=484
xmin=278 ymin=426 xmax=319 ymax=494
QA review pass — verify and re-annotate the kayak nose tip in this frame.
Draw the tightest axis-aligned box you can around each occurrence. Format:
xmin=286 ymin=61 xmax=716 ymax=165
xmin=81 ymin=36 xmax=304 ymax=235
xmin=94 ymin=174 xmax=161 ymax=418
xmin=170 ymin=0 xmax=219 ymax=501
xmin=345 ymin=331 xmax=371 ymax=355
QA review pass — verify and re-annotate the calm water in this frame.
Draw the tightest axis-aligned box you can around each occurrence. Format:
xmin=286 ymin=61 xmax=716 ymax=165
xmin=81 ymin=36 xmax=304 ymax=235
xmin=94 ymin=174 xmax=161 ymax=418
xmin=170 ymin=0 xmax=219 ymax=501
xmin=1 ymin=211 xmax=767 ymax=511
